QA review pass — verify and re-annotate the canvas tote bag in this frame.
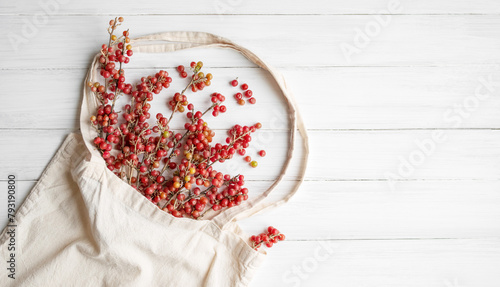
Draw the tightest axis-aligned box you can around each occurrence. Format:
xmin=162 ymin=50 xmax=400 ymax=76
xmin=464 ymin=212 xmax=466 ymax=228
xmin=0 ymin=31 xmax=309 ymax=287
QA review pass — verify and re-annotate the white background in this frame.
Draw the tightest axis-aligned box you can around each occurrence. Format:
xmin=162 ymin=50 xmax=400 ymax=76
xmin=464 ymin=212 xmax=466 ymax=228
xmin=2 ymin=0 xmax=500 ymax=286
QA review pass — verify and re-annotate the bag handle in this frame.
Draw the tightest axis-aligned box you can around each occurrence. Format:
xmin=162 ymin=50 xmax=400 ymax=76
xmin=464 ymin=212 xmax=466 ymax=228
xmin=81 ymin=31 xmax=309 ymax=229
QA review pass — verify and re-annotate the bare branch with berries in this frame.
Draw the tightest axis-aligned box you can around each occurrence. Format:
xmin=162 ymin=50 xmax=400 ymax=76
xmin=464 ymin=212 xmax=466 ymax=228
xmin=250 ymin=226 xmax=285 ymax=250
xmin=88 ymin=18 xmax=265 ymax=220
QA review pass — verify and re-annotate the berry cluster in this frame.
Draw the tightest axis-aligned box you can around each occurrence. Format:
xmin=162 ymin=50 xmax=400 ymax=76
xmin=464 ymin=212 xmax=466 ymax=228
xmin=210 ymin=93 xmax=227 ymax=117
xmin=232 ymin=79 xmax=256 ymax=105
xmin=88 ymin=18 xmax=265 ymax=220
xmin=177 ymin=62 xmax=213 ymax=92
xmin=250 ymin=226 xmax=285 ymax=250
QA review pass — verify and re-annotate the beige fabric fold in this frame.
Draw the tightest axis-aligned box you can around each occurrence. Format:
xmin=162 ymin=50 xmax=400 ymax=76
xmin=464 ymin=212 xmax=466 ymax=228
xmin=0 ymin=133 xmax=265 ymax=286
xmin=0 ymin=31 xmax=308 ymax=286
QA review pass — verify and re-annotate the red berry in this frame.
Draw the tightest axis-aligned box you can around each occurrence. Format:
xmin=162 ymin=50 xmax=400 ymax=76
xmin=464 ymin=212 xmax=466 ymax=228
xmin=244 ymin=90 xmax=253 ymax=98
xmin=231 ymin=79 xmax=238 ymax=87
xmin=234 ymin=93 xmax=243 ymax=100
xmin=217 ymin=94 xmax=225 ymax=102
xmin=177 ymin=65 xmax=184 ymax=72
xmin=241 ymin=83 xmax=248 ymax=90
xmin=248 ymin=97 xmax=256 ymax=104
xmin=259 ymin=150 xmax=266 ymax=157
xmin=244 ymin=156 xmax=251 ymax=162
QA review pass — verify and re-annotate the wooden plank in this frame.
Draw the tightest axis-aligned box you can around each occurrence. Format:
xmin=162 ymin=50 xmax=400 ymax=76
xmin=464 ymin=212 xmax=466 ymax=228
xmin=240 ymin=180 xmax=500 ymax=240
xmin=3 ymin=181 xmax=500 ymax=286
xmin=2 ymin=180 xmax=499 ymax=284
xmin=3 ymin=66 xmax=500 ymax=130
xmin=2 ymin=179 xmax=498 ymax=285
xmin=3 ymin=182 xmax=500 ymax=285
xmin=0 ymin=129 xmax=294 ymax=181
xmin=2 ymin=0 xmax=500 ymax=15
xmin=1 ymin=129 xmax=500 ymax=181
xmin=2 ymin=15 xmax=500 ymax=68
xmin=3 ymin=179 xmax=500 ymax=240
xmin=287 ymin=65 xmax=500 ymax=130
xmin=0 ymin=67 xmax=289 ymax=131
xmin=251 ymin=239 xmax=500 ymax=286
xmin=305 ymin=129 xmax=500 ymax=180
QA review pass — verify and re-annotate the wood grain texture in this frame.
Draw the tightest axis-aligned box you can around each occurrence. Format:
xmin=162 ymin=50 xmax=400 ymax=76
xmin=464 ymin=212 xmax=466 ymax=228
xmin=3 ymin=179 xmax=500 ymax=240
xmin=2 ymin=15 xmax=500 ymax=69
xmin=1 ymin=2 xmax=500 ymax=286
xmin=239 ymin=180 xmax=500 ymax=240
xmin=3 ymin=66 xmax=500 ymax=130
xmin=0 ymin=129 xmax=294 ymax=181
xmin=2 ymin=0 xmax=500 ymax=15
xmin=2 ymin=129 xmax=500 ymax=181
xmin=251 ymin=239 xmax=500 ymax=287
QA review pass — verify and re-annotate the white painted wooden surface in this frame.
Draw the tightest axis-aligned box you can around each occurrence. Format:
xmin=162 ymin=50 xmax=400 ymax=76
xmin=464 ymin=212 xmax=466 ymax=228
xmin=1 ymin=1 xmax=500 ymax=286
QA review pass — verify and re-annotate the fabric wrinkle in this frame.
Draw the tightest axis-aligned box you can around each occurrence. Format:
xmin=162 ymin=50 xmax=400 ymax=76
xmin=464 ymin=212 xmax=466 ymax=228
xmin=0 ymin=31 xmax=308 ymax=287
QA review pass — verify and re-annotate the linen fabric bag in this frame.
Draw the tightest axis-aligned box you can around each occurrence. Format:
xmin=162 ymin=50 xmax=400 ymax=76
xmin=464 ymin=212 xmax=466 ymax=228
xmin=0 ymin=32 xmax=309 ymax=286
